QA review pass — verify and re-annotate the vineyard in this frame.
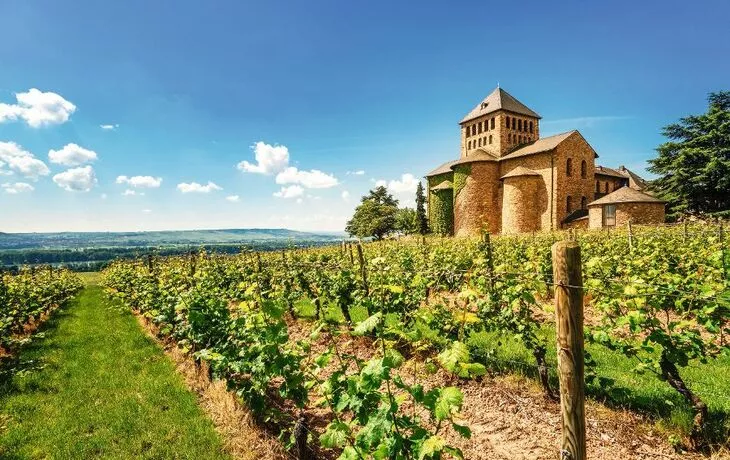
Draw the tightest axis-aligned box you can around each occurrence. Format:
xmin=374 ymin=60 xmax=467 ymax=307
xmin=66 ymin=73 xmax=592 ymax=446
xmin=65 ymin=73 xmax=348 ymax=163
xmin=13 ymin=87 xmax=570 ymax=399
xmin=100 ymin=222 xmax=730 ymax=459
xmin=0 ymin=267 xmax=83 ymax=371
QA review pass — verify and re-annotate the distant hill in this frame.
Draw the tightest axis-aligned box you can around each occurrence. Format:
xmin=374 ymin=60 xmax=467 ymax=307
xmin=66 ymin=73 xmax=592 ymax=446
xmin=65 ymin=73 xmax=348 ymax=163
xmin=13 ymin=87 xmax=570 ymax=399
xmin=0 ymin=228 xmax=345 ymax=250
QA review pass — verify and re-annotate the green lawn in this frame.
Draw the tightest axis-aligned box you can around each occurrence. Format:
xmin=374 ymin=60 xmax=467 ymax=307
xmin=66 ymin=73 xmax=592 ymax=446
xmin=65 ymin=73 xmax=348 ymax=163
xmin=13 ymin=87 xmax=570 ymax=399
xmin=0 ymin=284 xmax=230 ymax=459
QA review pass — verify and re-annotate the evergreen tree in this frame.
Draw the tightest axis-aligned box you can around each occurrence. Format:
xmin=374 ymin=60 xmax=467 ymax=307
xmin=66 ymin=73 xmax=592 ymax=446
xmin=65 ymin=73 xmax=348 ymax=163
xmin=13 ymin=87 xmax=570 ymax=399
xmin=415 ymin=181 xmax=428 ymax=234
xmin=648 ymin=91 xmax=730 ymax=218
xmin=345 ymin=186 xmax=399 ymax=239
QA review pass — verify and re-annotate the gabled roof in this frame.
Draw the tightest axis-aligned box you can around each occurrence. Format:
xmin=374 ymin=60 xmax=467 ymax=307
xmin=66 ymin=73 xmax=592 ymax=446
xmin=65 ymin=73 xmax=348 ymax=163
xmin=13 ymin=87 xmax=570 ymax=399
xmin=500 ymin=131 xmax=578 ymax=160
xmin=588 ymin=186 xmax=664 ymax=206
xmin=618 ymin=166 xmax=649 ymax=191
xmin=425 ymin=160 xmax=458 ymax=177
xmin=501 ymin=166 xmax=541 ymax=179
xmin=460 ymin=87 xmax=541 ymax=124
xmin=449 ymin=149 xmax=499 ymax=167
xmin=430 ymin=180 xmax=453 ymax=191
xmin=595 ymin=165 xmax=625 ymax=179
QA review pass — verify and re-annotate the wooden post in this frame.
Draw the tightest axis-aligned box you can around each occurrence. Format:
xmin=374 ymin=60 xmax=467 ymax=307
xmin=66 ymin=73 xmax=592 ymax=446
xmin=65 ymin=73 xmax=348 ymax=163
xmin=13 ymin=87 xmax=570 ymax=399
xmin=356 ymin=243 xmax=369 ymax=296
xmin=348 ymin=243 xmax=354 ymax=265
xmin=482 ymin=232 xmax=495 ymax=294
xmin=627 ymin=220 xmax=634 ymax=252
xmin=551 ymin=240 xmax=586 ymax=460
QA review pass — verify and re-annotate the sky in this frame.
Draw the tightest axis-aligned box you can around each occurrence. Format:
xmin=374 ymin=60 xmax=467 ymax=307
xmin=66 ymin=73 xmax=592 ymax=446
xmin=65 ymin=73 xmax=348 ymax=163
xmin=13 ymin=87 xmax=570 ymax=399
xmin=1 ymin=0 xmax=728 ymax=233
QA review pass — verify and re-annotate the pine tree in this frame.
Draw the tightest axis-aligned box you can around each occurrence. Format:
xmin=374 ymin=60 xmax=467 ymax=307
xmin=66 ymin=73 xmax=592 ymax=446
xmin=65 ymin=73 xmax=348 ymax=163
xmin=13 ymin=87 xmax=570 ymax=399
xmin=415 ymin=181 xmax=428 ymax=234
xmin=648 ymin=91 xmax=730 ymax=218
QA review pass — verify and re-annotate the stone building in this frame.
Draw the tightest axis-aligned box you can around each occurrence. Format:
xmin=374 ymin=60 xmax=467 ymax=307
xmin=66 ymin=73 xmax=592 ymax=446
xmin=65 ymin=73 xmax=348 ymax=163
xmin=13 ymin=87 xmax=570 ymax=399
xmin=587 ymin=187 xmax=665 ymax=228
xmin=425 ymin=87 xmax=664 ymax=235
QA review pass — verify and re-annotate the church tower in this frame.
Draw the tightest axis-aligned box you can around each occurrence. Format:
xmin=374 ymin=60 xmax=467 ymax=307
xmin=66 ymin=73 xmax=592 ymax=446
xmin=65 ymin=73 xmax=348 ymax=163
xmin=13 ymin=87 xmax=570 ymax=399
xmin=459 ymin=88 xmax=541 ymax=158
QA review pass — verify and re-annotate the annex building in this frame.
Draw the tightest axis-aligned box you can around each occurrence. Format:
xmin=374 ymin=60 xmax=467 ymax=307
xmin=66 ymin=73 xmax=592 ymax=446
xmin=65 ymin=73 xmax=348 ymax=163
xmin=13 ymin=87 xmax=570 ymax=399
xmin=425 ymin=88 xmax=665 ymax=236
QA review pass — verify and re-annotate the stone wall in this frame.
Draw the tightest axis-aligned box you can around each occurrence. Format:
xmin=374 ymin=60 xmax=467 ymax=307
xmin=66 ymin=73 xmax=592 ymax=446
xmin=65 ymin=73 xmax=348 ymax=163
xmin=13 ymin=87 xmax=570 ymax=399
xmin=594 ymin=174 xmax=625 ymax=197
xmin=616 ymin=202 xmax=665 ymax=226
xmin=453 ymin=161 xmax=501 ymax=236
xmin=500 ymin=152 xmax=552 ymax=231
xmin=588 ymin=202 xmax=665 ymax=229
xmin=564 ymin=217 xmax=589 ymax=229
xmin=501 ymin=175 xmax=542 ymax=234
xmin=554 ymin=132 xmax=596 ymax=227
xmin=461 ymin=110 xmax=540 ymax=159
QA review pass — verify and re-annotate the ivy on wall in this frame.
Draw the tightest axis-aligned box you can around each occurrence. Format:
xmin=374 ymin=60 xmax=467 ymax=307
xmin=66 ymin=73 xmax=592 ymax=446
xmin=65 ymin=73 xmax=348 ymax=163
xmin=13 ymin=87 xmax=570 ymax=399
xmin=430 ymin=189 xmax=454 ymax=235
xmin=453 ymin=164 xmax=471 ymax=198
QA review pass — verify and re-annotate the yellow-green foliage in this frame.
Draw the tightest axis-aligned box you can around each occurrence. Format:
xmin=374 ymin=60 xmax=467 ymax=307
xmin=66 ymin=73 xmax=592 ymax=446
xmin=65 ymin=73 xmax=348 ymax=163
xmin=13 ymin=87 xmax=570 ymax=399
xmin=430 ymin=189 xmax=453 ymax=235
xmin=453 ymin=164 xmax=470 ymax=198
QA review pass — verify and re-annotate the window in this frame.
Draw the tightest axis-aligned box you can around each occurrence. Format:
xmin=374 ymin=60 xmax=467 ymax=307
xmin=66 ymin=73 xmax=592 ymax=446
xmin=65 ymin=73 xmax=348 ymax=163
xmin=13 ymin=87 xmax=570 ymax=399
xmin=489 ymin=135 xmax=493 ymax=144
xmin=566 ymin=196 xmax=572 ymax=213
xmin=478 ymin=122 xmax=483 ymax=134
xmin=518 ymin=119 xmax=522 ymax=131
xmin=511 ymin=117 xmax=516 ymax=129
xmin=505 ymin=116 xmax=510 ymax=129
xmin=581 ymin=160 xmax=587 ymax=178
xmin=581 ymin=196 xmax=587 ymax=209
xmin=472 ymin=124 xmax=477 ymax=136
xmin=478 ymin=138 xmax=483 ymax=147
xmin=595 ymin=181 xmax=600 ymax=192
xmin=465 ymin=127 xmax=470 ymax=138
xmin=529 ymin=121 xmax=534 ymax=133
xmin=490 ymin=117 xmax=495 ymax=129
xmin=603 ymin=204 xmax=616 ymax=227
xmin=566 ymin=158 xmax=573 ymax=176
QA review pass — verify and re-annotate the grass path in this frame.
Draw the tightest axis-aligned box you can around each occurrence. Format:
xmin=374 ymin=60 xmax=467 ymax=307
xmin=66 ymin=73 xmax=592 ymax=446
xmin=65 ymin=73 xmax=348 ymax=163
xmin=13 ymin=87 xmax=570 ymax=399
xmin=0 ymin=282 xmax=230 ymax=459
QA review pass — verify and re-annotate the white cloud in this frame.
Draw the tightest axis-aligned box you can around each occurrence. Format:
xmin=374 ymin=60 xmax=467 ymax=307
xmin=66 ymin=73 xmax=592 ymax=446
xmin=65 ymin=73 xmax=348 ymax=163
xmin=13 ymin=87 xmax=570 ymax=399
xmin=142 ymin=209 xmax=152 ymax=214
xmin=237 ymin=142 xmax=290 ymax=175
xmin=341 ymin=190 xmax=350 ymax=201
xmin=275 ymin=166 xmax=338 ymax=189
xmin=347 ymin=170 xmax=365 ymax=175
xmin=100 ymin=193 xmax=108 ymax=199
xmin=116 ymin=175 xmax=162 ymax=188
xmin=296 ymin=198 xmax=303 ymax=204
xmin=273 ymin=185 xmax=304 ymax=199
xmin=0 ymin=141 xmax=50 ymax=180
xmin=177 ymin=181 xmax=222 ymax=193
xmin=48 ymin=143 xmax=98 ymax=166
xmin=226 ymin=195 xmax=240 ymax=202
xmin=100 ymin=124 xmax=119 ymax=130
xmin=376 ymin=173 xmax=420 ymax=194
xmin=2 ymin=182 xmax=34 ymax=194
xmin=53 ymin=166 xmax=97 ymax=192
xmin=122 ymin=189 xmax=144 ymax=196
xmin=0 ymin=89 xmax=76 ymax=127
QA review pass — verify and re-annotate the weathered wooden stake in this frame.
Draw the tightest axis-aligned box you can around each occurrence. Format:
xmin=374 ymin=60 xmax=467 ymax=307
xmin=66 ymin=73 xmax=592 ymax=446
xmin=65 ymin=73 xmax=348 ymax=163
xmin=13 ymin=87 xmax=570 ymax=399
xmin=482 ymin=232 xmax=495 ymax=294
xmin=627 ymin=220 xmax=634 ymax=251
xmin=348 ymin=243 xmax=355 ymax=265
xmin=356 ymin=243 xmax=369 ymax=296
xmin=551 ymin=240 xmax=586 ymax=460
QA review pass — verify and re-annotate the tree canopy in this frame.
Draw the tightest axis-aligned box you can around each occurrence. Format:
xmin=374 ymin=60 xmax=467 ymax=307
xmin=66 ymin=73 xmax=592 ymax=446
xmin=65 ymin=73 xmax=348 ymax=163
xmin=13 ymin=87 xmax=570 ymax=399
xmin=395 ymin=208 xmax=419 ymax=235
xmin=345 ymin=186 xmax=399 ymax=239
xmin=648 ymin=91 xmax=730 ymax=218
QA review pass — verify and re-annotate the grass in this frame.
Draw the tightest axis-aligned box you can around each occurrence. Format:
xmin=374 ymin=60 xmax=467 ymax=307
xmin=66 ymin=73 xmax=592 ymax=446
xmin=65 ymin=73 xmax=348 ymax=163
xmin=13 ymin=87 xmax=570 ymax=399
xmin=466 ymin=325 xmax=730 ymax=445
xmin=0 ymin=282 xmax=230 ymax=459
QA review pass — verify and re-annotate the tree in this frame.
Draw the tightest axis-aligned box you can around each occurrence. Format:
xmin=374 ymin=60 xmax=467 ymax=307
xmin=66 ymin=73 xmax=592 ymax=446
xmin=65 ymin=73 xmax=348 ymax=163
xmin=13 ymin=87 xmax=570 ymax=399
xmin=395 ymin=208 xmax=419 ymax=235
xmin=345 ymin=186 xmax=399 ymax=239
xmin=415 ymin=181 xmax=428 ymax=234
xmin=648 ymin=91 xmax=730 ymax=219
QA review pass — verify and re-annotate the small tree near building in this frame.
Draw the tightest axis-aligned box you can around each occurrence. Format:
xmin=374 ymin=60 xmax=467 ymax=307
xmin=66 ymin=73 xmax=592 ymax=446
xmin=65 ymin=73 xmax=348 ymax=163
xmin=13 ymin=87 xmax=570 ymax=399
xmin=345 ymin=186 xmax=399 ymax=239
xmin=395 ymin=208 xmax=419 ymax=235
xmin=415 ymin=181 xmax=428 ymax=234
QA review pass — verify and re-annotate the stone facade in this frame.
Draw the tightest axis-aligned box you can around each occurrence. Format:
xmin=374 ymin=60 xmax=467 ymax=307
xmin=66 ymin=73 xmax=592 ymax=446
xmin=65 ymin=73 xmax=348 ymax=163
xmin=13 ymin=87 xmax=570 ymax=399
xmin=588 ymin=202 xmax=665 ymax=228
xmin=426 ymin=87 xmax=664 ymax=236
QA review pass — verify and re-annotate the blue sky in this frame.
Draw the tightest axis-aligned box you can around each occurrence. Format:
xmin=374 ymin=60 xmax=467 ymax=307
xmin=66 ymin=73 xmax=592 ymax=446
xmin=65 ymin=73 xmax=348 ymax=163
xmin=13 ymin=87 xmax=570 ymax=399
xmin=1 ymin=0 xmax=728 ymax=232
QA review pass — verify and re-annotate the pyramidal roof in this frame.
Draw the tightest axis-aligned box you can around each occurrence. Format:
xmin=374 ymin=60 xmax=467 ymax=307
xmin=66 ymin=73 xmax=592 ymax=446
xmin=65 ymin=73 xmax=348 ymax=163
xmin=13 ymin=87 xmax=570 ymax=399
xmin=588 ymin=186 xmax=664 ymax=206
xmin=460 ymin=87 xmax=541 ymax=124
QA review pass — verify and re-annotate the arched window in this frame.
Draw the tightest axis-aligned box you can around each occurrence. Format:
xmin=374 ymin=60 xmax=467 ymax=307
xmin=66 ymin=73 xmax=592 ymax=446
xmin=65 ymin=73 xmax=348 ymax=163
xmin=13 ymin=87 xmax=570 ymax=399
xmin=489 ymin=135 xmax=493 ymax=144
xmin=478 ymin=122 xmax=483 ymax=134
xmin=581 ymin=160 xmax=587 ymax=178
xmin=512 ymin=118 xmax=516 ymax=129
xmin=566 ymin=196 xmax=572 ymax=213
xmin=518 ymin=119 xmax=522 ymax=131
xmin=529 ymin=121 xmax=534 ymax=133
xmin=581 ymin=196 xmax=587 ymax=209
xmin=505 ymin=116 xmax=510 ymax=129
xmin=490 ymin=117 xmax=495 ymax=129
xmin=595 ymin=181 xmax=600 ymax=192
xmin=566 ymin=158 xmax=573 ymax=176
